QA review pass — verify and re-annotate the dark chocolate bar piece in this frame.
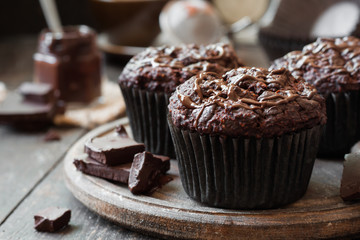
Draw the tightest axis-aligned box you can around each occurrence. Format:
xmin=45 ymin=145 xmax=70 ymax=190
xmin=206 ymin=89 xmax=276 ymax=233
xmin=128 ymin=151 xmax=171 ymax=194
xmin=115 ymin=124 xmax=128 ymax=138
xmin=341 ymin=153 xmax=360 ymax=201
xmin=0 ymin=91 xmax=57 ymax=129
xmin=34 ymin=207 xmax=71 ymax=232
xmin=73 ymin=154 xmax=131 ymax=183
xmin=84 ymin=133 xmax=145 ymax=166
xmin=19 ymin=82 xmax=54 ymax=104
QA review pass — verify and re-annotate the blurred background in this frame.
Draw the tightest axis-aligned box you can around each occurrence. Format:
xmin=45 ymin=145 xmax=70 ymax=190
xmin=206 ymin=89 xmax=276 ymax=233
xmin=0 ymin=0 xmax=95 ymax=36
xmin=1 ymin=0 xmax=360 ymax=65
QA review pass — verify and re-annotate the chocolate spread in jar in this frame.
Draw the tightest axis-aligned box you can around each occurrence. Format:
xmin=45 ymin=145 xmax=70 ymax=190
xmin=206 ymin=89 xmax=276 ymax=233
xmin=34 ymin=25 xmax=102 ymax=103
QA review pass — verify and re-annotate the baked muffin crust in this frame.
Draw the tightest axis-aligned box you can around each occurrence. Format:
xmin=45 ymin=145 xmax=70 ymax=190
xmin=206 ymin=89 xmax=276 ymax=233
xmin=271 ymin=37 xmax=360 ymax=95
xmin=168 ymin=67 xmax=326 ymax=138
xmin=119 ymin=43 xmax=242 ymax=93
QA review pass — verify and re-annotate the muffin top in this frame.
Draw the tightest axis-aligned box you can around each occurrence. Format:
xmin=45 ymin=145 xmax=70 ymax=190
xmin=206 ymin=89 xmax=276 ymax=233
xmin=271 ymin=36 xmax=360 ymax=95
xmin=168 ymin=67 xmax=326 ymax=138
xmin=118 ymin=43 xmax=242 ymax=93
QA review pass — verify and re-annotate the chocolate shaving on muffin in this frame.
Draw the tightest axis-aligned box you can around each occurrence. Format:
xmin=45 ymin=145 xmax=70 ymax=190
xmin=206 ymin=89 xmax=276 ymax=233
xmin=119 ymin=43 xmax=243 ymax=93
xmin=271 ymin=37 xmax=360 ymax=95
xmin=168 ymin=67 xmax=326 ymax=138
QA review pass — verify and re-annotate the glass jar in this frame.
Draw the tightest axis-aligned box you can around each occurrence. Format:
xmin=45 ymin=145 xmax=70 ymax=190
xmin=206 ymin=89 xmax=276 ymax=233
xmin=34 ymin=25 xmax=102 ymax=103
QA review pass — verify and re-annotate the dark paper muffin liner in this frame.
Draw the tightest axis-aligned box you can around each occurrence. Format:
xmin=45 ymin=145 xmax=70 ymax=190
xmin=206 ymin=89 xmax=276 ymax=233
xmin=119 ymin=83 xmax=175 ymax=158
xmin=168 ymin=115 xmax=323 ymax=209
xmin=318 ymin=91 xmax=360 ymax=157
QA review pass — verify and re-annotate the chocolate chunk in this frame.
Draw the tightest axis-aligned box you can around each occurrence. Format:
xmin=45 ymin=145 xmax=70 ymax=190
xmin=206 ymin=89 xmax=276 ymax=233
xmin=44 ymin=130 xmax=61 ymax=141
xmin=341 ymin=153 xmax=360 ymax=201
xmin=128 ymin=151 xmax=170 ymax=194
xmin=34 ymin=207 xmax=71 ymax=232
xmin=153 ymin=154 xmax=171 ymax=173
xmin=74 ymin=154 xmax=131 ymax=183
xmin=115 ymin=124 xmax=128 ymax=138
xmin=18 ymin=82 xmax=54 ymax=104
xmin=84 ymin=133 xmax=145 ymax=166
xmin=0 ymin=91 xmax=57 ymax=128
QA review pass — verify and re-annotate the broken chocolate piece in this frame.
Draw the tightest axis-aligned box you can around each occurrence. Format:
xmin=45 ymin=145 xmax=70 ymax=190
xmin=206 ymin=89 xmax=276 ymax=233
xmin=158 ymin=175 xmax=174 ymax=186
xmin=19 ymin=82 xmax=54 ymax=104
xmin=74 ymin=154 xmax=131 ymax=183
xmin=34 ymin=207 xmax=71 ymax=232
xmin=128 ymin=151 xmax=170 ymax=194
xmin=341 ymin=153 xmax=360 ymax=201
xmin=0 ymin=91 xmax=57 ymax=129
xmin=84 ymin=133 xmax=145 ymax=166
xmin=115 ymin=124 xmax=128 ymax=138
xmin=153 ymin=154 xmax=171 ymax=173
xmin=44 ymin=130 xmax=61 ymax=141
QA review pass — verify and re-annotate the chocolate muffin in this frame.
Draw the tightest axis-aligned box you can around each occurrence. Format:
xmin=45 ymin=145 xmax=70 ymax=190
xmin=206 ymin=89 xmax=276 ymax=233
xmin=168 ymin=67 xmax=326 ymax=209
xmin=271 ymin=37 xmax=360 ymax=157
xmin=119 ymin=43 xmax=242 ymax=157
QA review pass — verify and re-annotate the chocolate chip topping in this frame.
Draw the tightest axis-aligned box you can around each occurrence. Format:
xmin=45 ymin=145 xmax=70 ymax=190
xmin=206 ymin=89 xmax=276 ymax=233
xmin=271 ymin=36 xmax=360 ymax=95
xmin=168 ymin=67 xmax=326 ymax=138
xmin=119 ymin=43 xmax=243 ymax=93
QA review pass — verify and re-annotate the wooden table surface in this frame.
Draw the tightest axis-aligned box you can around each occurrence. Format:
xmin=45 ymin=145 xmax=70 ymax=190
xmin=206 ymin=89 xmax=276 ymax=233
xmin=0 ymin=35 xmax=274 ymax=240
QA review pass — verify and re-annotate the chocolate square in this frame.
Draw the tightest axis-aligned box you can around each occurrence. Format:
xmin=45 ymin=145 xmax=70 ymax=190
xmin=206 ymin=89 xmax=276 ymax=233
xmin=74 ymin=154 xmax=132 ymax=183
xmin=84 ymin=133 xmax=145 ymax=166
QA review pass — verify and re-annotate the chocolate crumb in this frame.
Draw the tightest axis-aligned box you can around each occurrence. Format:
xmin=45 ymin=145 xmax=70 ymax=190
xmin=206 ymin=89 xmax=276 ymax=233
xmin=115 ymin=124 xmax=128 ymax=138
xmin=44 ymin=130 xmax=61 ymax=141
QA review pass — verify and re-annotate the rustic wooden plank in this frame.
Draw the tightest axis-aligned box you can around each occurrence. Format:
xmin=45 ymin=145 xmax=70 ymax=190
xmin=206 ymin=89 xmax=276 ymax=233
xmin=0 ymin=34 xmax=122 ymax=226
xmin=0 ymin=159 xmax=155 ymax=240
xmin=0 ymin=35 xmax=90 ymax=224
xmin=62 ymin=119 xmax=360 ymax=240
xmin=0 ymin=126 xmax=86 ymax=224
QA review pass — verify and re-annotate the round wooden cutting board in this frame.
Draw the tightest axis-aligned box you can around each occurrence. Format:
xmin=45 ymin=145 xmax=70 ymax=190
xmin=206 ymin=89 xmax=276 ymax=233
xmin=64 ymin=118 xmax=360 ymax=239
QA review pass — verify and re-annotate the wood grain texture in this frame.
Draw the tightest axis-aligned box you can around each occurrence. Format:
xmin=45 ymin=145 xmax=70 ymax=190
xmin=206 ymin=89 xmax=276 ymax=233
xmin=0 ymin=34 xmax=152 ymax=239
xmin=0 ymin=158 xmax=155 ymax=240
xmin=64 ymin=118 xmax=360 ymax=239
xmin=0 ymin=126 xmax=86 ymax=224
